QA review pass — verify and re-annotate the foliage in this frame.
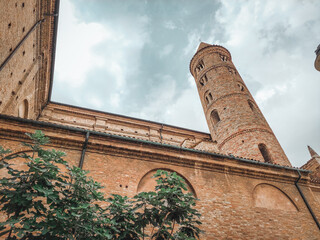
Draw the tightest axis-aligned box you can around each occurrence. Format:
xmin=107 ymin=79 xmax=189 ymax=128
xmin=0 ymin=131 xmax=202 ymax=239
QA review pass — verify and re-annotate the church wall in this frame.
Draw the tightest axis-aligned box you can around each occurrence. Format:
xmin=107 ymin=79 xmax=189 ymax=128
xmin=1 ymin=117 xmax=319 ymax=239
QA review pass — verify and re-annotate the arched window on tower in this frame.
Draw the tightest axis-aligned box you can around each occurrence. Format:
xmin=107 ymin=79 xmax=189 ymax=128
xmin=258 ymin=143 xmax=273 ymax=163
xmin=220 ymin=54 xmax=228 ymax=62
xmin=204 ymin=91 xmax=213 ymax=106
xmin=248 ymin=100 xmax=258 ymax=114
xmin=18 ymin=99 xmax=29 ymax=118
xmin=211 ymin=110 xmax=220 ymax=126
xmin=237 ymin=83 xmax=245 ymax=92
xmin=195 ymin=60 xmax=205 ymax=74
xmin=199 ymin=74 xmax=208 ymax=86
xmin=228 ymin=67 xmax=237 ymax=75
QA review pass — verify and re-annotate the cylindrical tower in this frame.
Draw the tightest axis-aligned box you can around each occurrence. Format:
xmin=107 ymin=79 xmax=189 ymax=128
xmin=190 ymin=42 xmax=291 ymax=166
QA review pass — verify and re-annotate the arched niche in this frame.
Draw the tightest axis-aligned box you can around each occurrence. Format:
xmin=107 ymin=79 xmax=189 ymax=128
xmin=253 ymin=183 xmax=298 ymax=211
xmin=258 ymin=143 xmax=273 ymax=163
xmin=211 ymin=109 xmax=220 ymax=126
xmin=18 ymin=99 xmax=29 ymax=118
xmin=137 ymin=169 xmax=196 ymax=197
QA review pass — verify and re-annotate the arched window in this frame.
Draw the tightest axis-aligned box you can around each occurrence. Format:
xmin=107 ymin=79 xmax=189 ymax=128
xmin=220 ymin=54 xmax=228 ymax=62
xmin=258 ymin=143 xmax=273 ymax=163
xmin=195 ymin=60 xmax=205 ymax=74
xmin=211 ymin=110 xmax=220 ymax=125
xmin=199 ymin=74 xmax=208 ymax=86
xmin=204 ymin=91 xmax=213 ymax=105
xmin=228 ymin=67 xmax=237 ymax=75
xmin=18 ymin=99 xmax=28 ymax=118
xmin=237 ymin=83 xmax=244 ymax=92
xmin=248 ymin=100 xmax=257 ymax=113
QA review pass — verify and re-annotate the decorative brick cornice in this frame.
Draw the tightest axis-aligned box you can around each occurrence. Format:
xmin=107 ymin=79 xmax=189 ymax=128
xmin=0 ymin=114 xmax=308 ymax=181
xmin=197 ymin=62 xmax=237 ymax=81
xmin=205 ymin=92 xmax=249 ymax=113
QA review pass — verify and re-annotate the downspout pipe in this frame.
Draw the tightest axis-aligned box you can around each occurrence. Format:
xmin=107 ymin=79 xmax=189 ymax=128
xmin=295 ymin=170 xmax=320 ymax=230
xmin=160 ymin=124 xmax=163 ymax=143
xmin=78 ymin=131 xmax=90 ymax=169
xmin=0 ymin=19 xmax=45 ymax=72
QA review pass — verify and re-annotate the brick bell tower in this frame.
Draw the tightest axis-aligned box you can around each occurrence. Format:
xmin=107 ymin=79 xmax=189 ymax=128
xmin=190 ymin=43 xmax=291 ymax=166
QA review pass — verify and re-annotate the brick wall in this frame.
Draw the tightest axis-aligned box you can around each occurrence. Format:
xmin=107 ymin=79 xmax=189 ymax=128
xmin=0 ymin=0 xmax=56 ymax=119
xmin=1 ymin=118 xmax=319 ymax=239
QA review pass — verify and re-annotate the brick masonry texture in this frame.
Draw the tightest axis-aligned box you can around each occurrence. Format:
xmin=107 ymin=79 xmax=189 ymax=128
xmin=1 ymin=1 xmax=320 ymax=239
xmin=0 ymin=0 xmax=56 ymax=119
xmin=0 ymin=118 xmax=320 ymax=239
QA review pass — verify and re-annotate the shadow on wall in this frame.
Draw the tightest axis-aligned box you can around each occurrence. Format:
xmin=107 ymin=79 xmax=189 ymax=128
xmin=137 ymin=168 xmax=197 ymax=197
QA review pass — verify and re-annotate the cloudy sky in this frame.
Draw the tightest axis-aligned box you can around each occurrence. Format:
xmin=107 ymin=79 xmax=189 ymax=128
xmin=52 ymin=0 xmax=320 ymax=167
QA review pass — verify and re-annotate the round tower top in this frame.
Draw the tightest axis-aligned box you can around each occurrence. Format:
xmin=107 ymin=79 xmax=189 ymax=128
xmin=189 ymin=43 xmax=231 ymax=77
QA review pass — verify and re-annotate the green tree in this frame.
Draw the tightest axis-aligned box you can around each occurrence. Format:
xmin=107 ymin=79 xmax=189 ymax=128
xmin=0 ymin=131 xmax=202 ymax=239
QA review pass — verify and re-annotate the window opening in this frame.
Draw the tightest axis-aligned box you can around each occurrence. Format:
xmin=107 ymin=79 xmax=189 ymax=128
xmin=248 ymin=100 xmax=256 ymax=113
xmin=220 ymin=54 xmax=228 ymax=62
xmin=228 ymin=67 xmax=236 ymax=75
xmin=199 ymin=74 xmax=208 ymax=86
xmin=238 ymin=83 xmax=244 ymax=91
xmin=204 ymin=91 xmax=213 ymax=105
xmin=195 ymin=60 xmax=205 ymax=74
xmin=258 ymin=143 xmax=272 ymax=163
xmin=211 ymin=110 xmax=220 ymax=125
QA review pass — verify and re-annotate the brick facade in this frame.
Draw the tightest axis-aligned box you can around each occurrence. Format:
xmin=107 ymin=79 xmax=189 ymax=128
xmin=0 ymin=1 xmax=320 ymax=239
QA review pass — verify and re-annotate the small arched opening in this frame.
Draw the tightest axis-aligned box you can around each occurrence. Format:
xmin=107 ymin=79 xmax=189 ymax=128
xmin=204 ymin=91 xmax=213 ymax=106
xmin=258 ymin=143 xmax=273 ymax=163
xmin=18 ymin=99 xmax=29 ymax=118
xmin=248 ymin=100 xmax=256 ymax=112
xmin=237 ymin=83 xmax=245 ymax=92
xmin=211 ymin=109 xmax=220 ymax=126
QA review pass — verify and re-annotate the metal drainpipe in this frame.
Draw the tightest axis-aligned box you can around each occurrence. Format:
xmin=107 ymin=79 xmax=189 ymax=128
xmin=295 ymin=170 xmax=320 ymax=230
xmin=78 ymin=131 xmax=90 ymax=169
xmin=0 ymin=19 xmax=45 ymax=72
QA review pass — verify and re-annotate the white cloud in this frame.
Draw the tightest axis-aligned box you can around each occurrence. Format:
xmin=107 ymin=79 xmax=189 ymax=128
xmin=55 ymin=0 xmax=109 ymax=87
xmin=213 ymin=0 xmax=320 ymax=166
xmin=54 ymin=0 xmax=150 ymax=99
xmin=164 ymin=21 xmax=177 ymax=30
xmin=159 ymin=44 xmax=173 ymax=58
